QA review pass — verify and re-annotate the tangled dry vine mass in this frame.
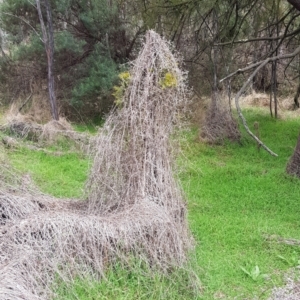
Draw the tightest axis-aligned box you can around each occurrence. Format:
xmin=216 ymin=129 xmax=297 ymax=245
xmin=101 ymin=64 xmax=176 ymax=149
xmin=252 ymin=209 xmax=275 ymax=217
xmin=0 ymin=30 xmax=192 ymax=299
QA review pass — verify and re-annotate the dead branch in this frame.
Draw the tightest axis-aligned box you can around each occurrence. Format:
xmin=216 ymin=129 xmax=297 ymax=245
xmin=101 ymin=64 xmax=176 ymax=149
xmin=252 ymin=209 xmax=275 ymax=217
xmin=233 ymin=59 xmax=278 ymax=156
xmin=216 ymin=25 xmax=300 ymax=47
xmin=220 ymin=45 xmax=300 ymax=83
xmin=218 ymin=46 xmax=300 ymax=157
xmin=18 ymin=93 xmax=32 ymax=112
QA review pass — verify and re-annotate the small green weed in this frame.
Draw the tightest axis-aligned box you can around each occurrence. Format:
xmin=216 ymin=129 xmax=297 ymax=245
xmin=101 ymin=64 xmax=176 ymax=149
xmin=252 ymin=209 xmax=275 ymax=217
xmin=240 ymin=265 xmax=268 ymax=282
xmin=277 ymin=251 xmax=300 ymax=267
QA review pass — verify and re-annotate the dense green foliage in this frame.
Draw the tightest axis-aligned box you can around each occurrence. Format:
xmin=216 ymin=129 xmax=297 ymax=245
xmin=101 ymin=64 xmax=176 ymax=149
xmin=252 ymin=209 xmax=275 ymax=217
xmin=0 ymin=0 xmax=130 ymax=118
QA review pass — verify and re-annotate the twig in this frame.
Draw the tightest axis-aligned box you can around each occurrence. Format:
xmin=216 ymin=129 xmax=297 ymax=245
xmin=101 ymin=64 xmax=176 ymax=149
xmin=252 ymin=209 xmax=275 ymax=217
xmin=18 ymin=93 xmax=32 ymax=112
xmin=1 ymin=13 xmax=43 ymax=42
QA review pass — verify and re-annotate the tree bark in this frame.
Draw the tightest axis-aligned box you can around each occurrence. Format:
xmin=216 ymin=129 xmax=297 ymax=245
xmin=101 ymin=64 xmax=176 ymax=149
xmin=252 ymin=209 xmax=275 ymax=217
xmin=36 ymin=0 xmax=59 ymax=120
xmin=287 ymin=134 xmax=300 ymax=177
xmin=294 ymin=82 xmax=300 ymax=109
xmin=286 ymin=0 xmax=300 ymax=177
xmin=287 ymin=0 xmax=300 ymax=11
xmin=211 ymin=8 xmax=219 ymax=112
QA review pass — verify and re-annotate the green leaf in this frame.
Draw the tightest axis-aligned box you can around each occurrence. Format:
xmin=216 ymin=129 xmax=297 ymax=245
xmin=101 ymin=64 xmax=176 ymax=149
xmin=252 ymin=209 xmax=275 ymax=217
xmin=240 ymin=266 xmax=251 ymax=277
xmin=251 ymin=266 xmax=260 ymax=280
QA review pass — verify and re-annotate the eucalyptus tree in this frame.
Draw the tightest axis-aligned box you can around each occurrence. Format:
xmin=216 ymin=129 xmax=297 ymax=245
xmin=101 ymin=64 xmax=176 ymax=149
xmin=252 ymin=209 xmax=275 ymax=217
xmin=36 ymin=0 xmax=58 ymax=120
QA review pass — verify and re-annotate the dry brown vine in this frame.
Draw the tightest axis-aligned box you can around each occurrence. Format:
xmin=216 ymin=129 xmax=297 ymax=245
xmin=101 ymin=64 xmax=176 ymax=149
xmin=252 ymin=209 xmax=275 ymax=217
xmin=0 ymin=30 xmax=192 ymax=300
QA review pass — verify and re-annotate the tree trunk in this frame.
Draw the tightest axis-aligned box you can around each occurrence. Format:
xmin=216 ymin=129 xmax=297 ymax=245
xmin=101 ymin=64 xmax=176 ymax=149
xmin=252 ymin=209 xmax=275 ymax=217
xmin=294 ymin=82 xmax=300 ymax=109
xmin=211 ymin=8 xmax=219 ymax=109
xmin=273 ymin=0 xmax=280 ymax=119
xmin=286 ymin=133 xmax=300 ymax=177
xmin=287 ymin=0 xmax=300 ymax=11
xmin=36 ymin=0 xmax=59 ymax=120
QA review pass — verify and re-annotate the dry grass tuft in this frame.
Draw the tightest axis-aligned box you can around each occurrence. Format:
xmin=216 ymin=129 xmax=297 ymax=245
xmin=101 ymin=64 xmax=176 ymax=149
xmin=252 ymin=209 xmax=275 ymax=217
xmin=286 ymin=134 xmax=300 ymax=177
xmin=0 ymin=113 xmax=92 ymax=153
xmin=0 ymin=30 xmax=192 ymax=299
xmin=200 ymin=94 xmax=240 ymax=144
xmin=239 ymin=92 xmax=300 ymax=119
xmin=5 ymin=93 xmax=53 ymax=123
xmin=240 ymin=92 xmax=270 ymax=108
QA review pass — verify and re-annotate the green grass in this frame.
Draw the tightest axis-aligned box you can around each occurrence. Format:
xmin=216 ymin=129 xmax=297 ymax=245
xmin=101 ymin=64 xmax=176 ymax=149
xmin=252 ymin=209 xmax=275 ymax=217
xmin=72 ymin=117 xmax=105 ymax=133
xmin=179 ymin=109 xmax=300 ymax=299
xmin=72 ymin=123 xmax=99 ymax=134
xmin=7 ymin=147 xmax=89 ymax=198
xmin=4 ymin=108 xmax=300 ymax=299
xmin=54 ymin=261 xmax=199 ymax=300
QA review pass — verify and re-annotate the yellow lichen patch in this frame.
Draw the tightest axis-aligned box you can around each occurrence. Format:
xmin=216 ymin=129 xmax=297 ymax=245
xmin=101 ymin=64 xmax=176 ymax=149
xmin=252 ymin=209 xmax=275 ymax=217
xmin=119 ymin=71 xmax=131 ymax=81
xmin=159 ymin=71 xmax=177 ymax=89
xmin=113 ymin=71 xmax=131 ymax=107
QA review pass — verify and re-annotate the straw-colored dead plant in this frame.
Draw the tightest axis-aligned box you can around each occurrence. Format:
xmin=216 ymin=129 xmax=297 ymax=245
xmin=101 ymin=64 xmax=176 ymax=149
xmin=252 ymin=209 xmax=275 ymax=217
xmin=201 ymin=94 xmax=240 ymax=144
xmin=0 ymin=30 xmax=192 ymax=300
xmin=0 ymin=115 xmax=92 ymax=153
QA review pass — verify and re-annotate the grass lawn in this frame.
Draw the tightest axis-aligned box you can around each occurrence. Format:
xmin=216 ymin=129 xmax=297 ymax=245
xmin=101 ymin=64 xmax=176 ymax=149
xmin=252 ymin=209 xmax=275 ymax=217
xmin=5 ymin=108 xmax=300 ymax=299
xmin=179 ymin=109 xmax=300 ymax=299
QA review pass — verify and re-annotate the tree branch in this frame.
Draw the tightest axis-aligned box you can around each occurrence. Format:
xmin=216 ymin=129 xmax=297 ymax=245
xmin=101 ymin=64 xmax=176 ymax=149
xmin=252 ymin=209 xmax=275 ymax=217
xmin=1 ymin=12 xmax=43 ymax=43
xmin=234 ymin=59 xmax=278 ymax=156
xmin=220 ymin=45 xmax=300 ymax=83
xmin=220 ymin=46 xmax=300 ymax=157
xmin=216 ymin=25 xmax=300 ymax=47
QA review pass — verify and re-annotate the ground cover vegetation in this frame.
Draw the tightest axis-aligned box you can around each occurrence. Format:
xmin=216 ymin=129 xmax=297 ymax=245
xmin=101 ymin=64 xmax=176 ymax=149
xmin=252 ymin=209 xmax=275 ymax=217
xmin=3 ymin=107 xmax=300 ymax=299
xmin=182 ymin=108 xmax=300 ymax=299
xmin=2 ymin=0 xmax=300 ymax=299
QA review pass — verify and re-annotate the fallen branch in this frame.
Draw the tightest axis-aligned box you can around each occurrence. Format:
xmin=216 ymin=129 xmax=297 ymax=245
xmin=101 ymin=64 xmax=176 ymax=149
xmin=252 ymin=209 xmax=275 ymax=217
xmin=234 ymin=59 xmax=278 ymax=156
xmin=263 ymin=234 xmax=300 ymax=246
